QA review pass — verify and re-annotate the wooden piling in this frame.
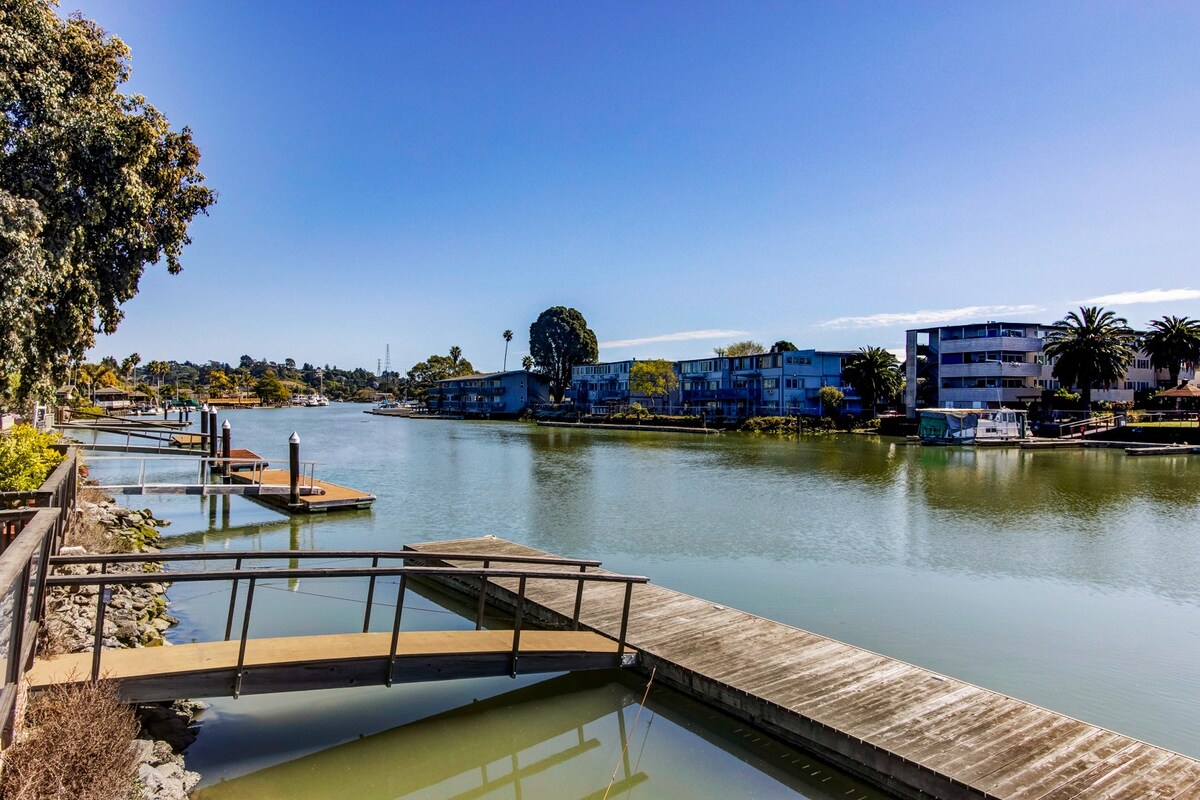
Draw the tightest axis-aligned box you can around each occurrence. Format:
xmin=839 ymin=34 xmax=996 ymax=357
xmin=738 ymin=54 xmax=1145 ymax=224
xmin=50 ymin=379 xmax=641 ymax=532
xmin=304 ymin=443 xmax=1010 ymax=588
xmin=208 ymin=410 xmax=217 ymax=460
xmin=221 ymin=421 xmax=231 ymax=477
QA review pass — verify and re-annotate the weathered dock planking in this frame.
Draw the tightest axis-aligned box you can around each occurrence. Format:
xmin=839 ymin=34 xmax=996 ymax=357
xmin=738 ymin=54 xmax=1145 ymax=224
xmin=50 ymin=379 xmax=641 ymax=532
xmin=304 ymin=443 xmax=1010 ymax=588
xmin=406 ymin=537 xmax=1200 ymax=800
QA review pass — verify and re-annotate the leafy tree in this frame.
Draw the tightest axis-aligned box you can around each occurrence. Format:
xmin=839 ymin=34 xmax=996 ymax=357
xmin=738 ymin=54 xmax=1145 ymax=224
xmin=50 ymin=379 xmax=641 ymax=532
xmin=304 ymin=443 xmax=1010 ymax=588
xmin=1142 ymin=315 xmax=1200 ymax=387
xmin=817 ymin=385 xmax=844 ymax=415
xmin=406 ymin=350 xmax=475 ymax=399
xmin=770 ymin=340 xmax=798 ymax=353
xmin=629 ymin=359 xmax=679 ymax=411
xmin=0 ymin=2 xmax=215 ymax=405
xmin=529 ymin=307 xmax=598 ymax=403
xmin=841 ymin=347 xmax=901 ymax=418
xmin=207 ymin=370 xmax=233 ymax=395
xmin=1043 ymin=306 xmax=1136 ymax=409
xmin=254 ymin=369 xmax=290 ymax=404
xmin=716 ymin=340 xmax=765 ymax=358
xmin=95 ymin=368 xmax=121 ymax=388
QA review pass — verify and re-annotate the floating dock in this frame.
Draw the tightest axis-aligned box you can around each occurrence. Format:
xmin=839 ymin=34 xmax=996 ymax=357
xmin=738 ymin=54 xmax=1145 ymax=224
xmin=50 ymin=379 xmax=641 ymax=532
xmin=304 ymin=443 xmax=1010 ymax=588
xmin=406 ymin=537 xmax=1200 ymax=800
xmin=227 ymin=466 xmax=375 ymax=512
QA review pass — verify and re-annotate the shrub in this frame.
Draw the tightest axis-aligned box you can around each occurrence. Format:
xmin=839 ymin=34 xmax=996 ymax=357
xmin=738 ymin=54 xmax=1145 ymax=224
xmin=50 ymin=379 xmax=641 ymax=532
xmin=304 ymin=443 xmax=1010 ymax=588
xmin=0 ymin=425 xmax=64 ymax=492
xmin=0 ymin=681 xmax=138 ymax=800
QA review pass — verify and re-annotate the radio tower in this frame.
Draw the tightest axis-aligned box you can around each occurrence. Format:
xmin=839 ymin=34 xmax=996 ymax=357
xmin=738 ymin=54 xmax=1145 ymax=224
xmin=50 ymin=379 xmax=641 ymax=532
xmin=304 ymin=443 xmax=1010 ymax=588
xmin=377 ymin=358 xmax=381 ymax=375
xmin=384 ymin=344 xmax=391 ymax=378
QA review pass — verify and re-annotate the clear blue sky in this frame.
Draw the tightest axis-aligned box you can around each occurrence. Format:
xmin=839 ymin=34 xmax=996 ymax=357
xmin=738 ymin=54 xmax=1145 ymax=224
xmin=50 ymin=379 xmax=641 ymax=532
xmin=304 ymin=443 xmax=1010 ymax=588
xmin=76 ymin=1 xmax=1200 ymax=372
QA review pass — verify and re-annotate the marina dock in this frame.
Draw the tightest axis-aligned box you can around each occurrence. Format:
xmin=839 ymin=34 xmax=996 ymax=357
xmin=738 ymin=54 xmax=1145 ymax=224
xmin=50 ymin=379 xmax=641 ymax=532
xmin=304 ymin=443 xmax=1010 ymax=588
xmin=406 ymin=537 xmax=1200 ymax=800
xmin=227 ymin=466 xmax=376 ymax=512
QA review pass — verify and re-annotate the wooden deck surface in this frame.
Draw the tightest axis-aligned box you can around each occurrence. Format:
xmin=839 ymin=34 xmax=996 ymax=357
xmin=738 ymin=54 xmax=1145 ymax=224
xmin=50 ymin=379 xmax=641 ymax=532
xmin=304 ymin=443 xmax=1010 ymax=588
xmin=28 ymin=629 xmax=616 ymax=693
xmin=406 ymin=537 xmax=1200 ymax=800
xmin=228 ymin=468 xmax=375 ymax=511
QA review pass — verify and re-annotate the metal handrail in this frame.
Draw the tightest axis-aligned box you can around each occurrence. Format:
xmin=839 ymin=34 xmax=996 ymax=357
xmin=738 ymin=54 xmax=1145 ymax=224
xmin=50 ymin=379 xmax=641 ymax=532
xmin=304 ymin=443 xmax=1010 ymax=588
xmin=46 ymin=561 xmax=649 ymax=692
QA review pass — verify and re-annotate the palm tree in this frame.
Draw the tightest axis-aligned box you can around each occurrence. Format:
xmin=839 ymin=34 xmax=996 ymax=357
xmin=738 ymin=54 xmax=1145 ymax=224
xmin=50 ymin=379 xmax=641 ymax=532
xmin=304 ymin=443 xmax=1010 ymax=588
xmin=1043 ymin=306 xmax=1135 ymax=410
xmin=841 ymin=346 xmax=901 ymax=418
xmin=147 ymin=360 xmax=171 ymax=393
xmin=120 ymin=352 xmax=141 ymax=387
xmin=522 ymin=355 xmax=534 ymax=371
xmin=502 ymin=330 xmax=513 ymax=372
xmin=449 ymin=346 xmax=462 ymax=369
xmin=1142 ymin=315 xmax=1200 ymax=387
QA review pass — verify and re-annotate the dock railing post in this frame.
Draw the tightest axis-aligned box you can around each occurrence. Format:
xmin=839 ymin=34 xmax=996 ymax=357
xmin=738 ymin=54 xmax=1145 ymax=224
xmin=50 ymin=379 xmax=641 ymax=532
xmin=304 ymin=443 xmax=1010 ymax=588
xmin=288 ymin=433 xmax=300 ymax=506
xmin=386 ymin=574 xmax=408 ymax=687
xmin=572 ymin=565 xmax=586 ymax=630
xmin=475 ymin=560 xmax=490 ymax=630
xmin=233 ymin=577 xmax=257 ymax=698
xmin=510 ymin=575 xmax=527 ymax=678
xmin=617 ymin=582 xmax=633 ymax=659
xmin=362 ymin=556 xmax=379 ymax=632
xmin=221 ymin=421 xmax=232 ymax=477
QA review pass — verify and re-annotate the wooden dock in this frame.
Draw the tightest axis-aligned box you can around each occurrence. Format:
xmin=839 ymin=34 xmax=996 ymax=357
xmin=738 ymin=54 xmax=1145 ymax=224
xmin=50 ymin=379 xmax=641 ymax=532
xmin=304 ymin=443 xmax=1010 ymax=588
xmin=406 ymin=537 xmax=1200 ymax=800
xmin=227 ymin=467 xmax=376 ymax=512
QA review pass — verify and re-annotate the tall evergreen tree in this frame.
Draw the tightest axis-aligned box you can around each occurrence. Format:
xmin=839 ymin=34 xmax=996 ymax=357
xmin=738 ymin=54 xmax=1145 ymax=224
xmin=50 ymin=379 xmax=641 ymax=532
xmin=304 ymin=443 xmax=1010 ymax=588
xmin=529 ymin=307 xmax=598 ymax=403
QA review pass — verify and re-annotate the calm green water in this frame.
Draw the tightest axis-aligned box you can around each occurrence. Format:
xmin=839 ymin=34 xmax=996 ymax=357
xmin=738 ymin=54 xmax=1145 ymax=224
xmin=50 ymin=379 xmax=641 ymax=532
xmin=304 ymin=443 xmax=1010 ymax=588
xmin=86 ymin=404 xmax=1200 ymax=796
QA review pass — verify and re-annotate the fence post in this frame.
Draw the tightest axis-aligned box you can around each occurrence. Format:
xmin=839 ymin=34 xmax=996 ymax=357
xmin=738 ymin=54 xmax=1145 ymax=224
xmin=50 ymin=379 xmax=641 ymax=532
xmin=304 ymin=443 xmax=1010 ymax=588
xmin=289 ymin=433 xmax=300 ymax=506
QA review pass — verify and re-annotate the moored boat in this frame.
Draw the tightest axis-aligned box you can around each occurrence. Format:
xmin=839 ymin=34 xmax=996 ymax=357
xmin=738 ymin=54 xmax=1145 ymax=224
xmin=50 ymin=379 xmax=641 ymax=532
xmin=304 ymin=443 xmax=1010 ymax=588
xmin=918 ymin=408 xmax=1028 ymax=445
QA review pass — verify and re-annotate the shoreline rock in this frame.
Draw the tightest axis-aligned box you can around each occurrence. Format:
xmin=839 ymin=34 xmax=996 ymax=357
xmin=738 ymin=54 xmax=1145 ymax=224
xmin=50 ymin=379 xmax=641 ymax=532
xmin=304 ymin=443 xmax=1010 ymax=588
xmin=39 ymin=498 xmax=204 ymax=800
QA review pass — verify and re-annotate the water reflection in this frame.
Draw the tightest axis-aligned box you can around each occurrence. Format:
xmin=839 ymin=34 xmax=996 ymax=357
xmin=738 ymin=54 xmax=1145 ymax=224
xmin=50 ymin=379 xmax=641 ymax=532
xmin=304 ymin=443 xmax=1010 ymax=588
xmin=192 ymin=672 xmax=884 ymax=800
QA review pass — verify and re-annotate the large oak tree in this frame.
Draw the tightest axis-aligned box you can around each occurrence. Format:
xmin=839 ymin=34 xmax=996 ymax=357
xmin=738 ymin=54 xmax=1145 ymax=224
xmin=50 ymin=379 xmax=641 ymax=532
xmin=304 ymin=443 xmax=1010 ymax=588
xmin=529 ymin=307 xmax=597 ymax=403
xmin=1 ymin=1 xmax=216 ymax=404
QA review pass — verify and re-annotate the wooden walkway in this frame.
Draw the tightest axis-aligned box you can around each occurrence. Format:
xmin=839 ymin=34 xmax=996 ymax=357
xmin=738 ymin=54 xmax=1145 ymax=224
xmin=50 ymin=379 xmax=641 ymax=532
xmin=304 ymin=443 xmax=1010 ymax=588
xmin=406 ymin=537 xmax=1200 ymax=800
xmin=27 ymin=630 xmax=619 ymax=703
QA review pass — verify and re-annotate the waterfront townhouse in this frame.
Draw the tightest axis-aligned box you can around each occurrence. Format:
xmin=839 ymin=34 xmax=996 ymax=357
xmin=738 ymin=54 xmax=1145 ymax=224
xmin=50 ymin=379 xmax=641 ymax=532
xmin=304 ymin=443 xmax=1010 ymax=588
xmin=570 ymin=360 xmax=637 ymax=415
xmin=678 ymin=350 xmax=861 ymax=418
xmin=904 ymin=321 xmax=1192 ymax=413
xmin=427 ymin=370 xmax=551 ymax=417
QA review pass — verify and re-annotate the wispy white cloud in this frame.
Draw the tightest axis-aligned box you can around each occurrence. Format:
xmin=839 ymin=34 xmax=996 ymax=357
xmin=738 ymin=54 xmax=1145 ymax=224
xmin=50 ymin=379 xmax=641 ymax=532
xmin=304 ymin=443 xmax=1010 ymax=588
xmin=818 ymin=304 xmax=1044 ymax=330
xmin=599 ymin=329 xmax=748 ymax=349
xmin=1081 ymin=288 xmax=1200 ymax=306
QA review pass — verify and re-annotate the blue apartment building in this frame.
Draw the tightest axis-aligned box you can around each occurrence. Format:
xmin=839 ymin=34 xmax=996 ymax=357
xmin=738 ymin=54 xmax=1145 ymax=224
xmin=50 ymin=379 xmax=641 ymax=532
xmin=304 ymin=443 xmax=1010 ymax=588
xmin=570 ymin=351 xmax=860 ymax=418
xmin=570 ymin=360 xmax=635 ymax=415
xmin=427 ymin=370 xmax=552 ymax=417
xmin=678 ymin=350 xmax=861 ymax=417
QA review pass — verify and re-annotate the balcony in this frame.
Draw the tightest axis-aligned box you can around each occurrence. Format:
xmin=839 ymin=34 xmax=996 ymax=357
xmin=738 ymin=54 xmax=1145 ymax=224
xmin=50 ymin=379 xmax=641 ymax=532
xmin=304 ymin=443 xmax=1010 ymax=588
xmin=938 ymin=336 xmax=1043 ymax=354
xmin=939 ymin=362 xmax=1044 ymax=378
xmin=938 ymin=387 xmax=1042 ymax=405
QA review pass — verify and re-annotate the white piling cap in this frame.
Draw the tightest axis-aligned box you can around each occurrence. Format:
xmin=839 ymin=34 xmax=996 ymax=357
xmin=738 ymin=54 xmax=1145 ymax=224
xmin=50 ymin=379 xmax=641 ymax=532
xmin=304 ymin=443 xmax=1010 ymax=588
xmin=289 ymin=432 xmax=300 ymax=444
xmin=222 ymin=419 xmax=231 ymax=430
